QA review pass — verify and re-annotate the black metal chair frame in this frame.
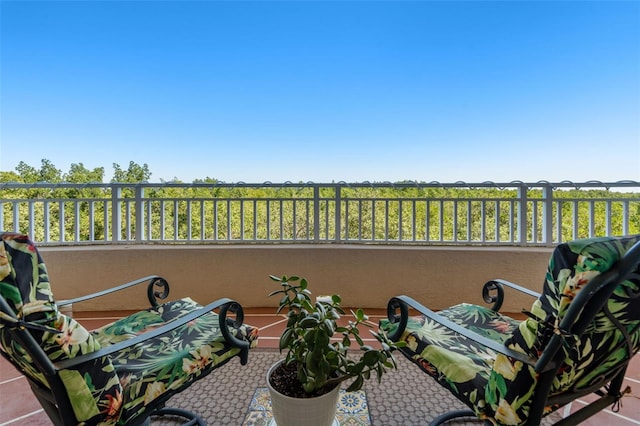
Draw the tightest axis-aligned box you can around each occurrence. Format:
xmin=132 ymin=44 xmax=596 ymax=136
xmin=0 ymin=275 xmax=251 ymax=426
xmin=386 ymin=240 xmax=640 ymax=425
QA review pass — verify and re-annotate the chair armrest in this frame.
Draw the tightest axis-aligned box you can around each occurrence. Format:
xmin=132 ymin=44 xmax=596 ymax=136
xmin=488 ymin=279 xmax=541 ymax=298
xmin=386 ymin=295 xmax=537 ymax=367
xmin=56 ymin=275 xmax=170 ymax=308
xmin=54 ymin=297 xmax=249 ymax=370
xmin=482 ymin=279 xmax=541 ymax=311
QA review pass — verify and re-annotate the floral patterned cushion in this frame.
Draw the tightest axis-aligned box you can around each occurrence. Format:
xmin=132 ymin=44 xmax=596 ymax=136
xmin=381 ymin=303 xmax=521 ymax=423
xmin=0 ymin=233 xmax=259 ymax=425
xmin=92 ymin=297 xmax=259 ymax=423
xmin=382 ymin=235 xmax=640 ymax=426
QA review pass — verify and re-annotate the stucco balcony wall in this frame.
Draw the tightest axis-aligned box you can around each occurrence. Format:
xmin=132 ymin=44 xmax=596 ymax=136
xmin=41 ymin=244 xmax=554 ymax=313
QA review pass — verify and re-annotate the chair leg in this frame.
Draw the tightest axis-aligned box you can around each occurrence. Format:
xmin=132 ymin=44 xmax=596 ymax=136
xmin=27 ymin=381 xmax=65 ymax=426
xmin=430 ymin=409 xmax=481 ymax=425
xmin=151 ymin=407 xmax=206 ymax=425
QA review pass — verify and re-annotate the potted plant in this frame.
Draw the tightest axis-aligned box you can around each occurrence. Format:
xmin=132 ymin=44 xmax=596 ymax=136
xmin=266 ymin=274 xmax=404 ymax=426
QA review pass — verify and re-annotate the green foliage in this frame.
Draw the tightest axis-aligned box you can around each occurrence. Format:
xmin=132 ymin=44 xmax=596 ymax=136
xmin=268 ymin=275 xmax=404 ymax=393
xmin=15 ymin=159 xmax=62 ymax=183
xmin=111 ymin=161 xmax=151 ymax=183
xmin=65 ymin=163 xmax=105 ymax=185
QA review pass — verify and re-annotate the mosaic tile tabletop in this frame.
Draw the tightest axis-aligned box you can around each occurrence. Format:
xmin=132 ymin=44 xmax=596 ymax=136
xmin=243 ymin=387 xmax=371 ymax=426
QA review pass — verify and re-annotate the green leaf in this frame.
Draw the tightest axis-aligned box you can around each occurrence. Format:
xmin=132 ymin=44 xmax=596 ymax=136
xmin=323 ymin=319 xmax=335 ymax=335
xmin=300 ymin=317 xmax=320 ymax=328
xmin=316 ymin=330 xmax=330 ymax=348
xmin=363 ymin=350 xmax=381 ymax=365
xmin=304 ymin=329 xmax=317 ymax=344
xmin=346 ymin=375 xmax=364 ymax=392
xmin=268 ymin=289 xmax=284 ymax=297
xmin=355 ymin=308 xmax=368 ymax=321
xmin=279 ymin=329 xmax=293 ymax=350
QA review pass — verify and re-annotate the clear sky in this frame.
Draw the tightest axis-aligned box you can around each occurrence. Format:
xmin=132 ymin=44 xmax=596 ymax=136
xmin=1 ymin=0 xmax=639 ymax=184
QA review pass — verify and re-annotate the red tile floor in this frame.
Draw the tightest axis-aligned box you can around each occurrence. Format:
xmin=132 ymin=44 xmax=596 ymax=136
xmin=1 ymin=308 xmax=639 ymax=425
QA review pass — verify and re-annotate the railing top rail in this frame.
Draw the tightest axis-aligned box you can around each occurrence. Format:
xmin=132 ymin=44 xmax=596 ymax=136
xmin=1 ymin=180 xmax=639 ymax=190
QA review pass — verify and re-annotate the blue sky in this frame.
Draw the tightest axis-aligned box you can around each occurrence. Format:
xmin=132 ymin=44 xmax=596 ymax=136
xmin=1 ymin=0 xmax=639 ymax=183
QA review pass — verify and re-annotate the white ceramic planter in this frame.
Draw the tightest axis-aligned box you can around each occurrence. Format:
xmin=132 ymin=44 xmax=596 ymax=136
xmin=266 ymin=360 xmax=341 ymax=426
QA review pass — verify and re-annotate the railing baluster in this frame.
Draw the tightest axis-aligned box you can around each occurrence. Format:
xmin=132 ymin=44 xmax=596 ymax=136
xmin=43 ymin=201 xmax=50 ymax=243
xmin=147 ymin=199 xmax=153 ymax=242
xmin=112 ymin=186 xmax=121 ymax=243
xmin=589 ymin=200 xmax=595 ymax=238
xmin=398 ymin=200 xmax=403 ymax=242
xmin=279 ymin=199 xmax=283 ymax=242
xmin=313 ymin=186 xmax=320 ymax=242
xmin=160 ymin=200 xmax=166 ymax=241
xmin=174 ymin=200 xmax=179 ymax=241
xmin=467 ymin=201 xmax=471 ymax=242
xmin=135 ymin=186 xmax=144 ymax=242
xmin=555 ymin=199 xmax=562 ymax=243
xmin=531 ymin=200 xmax=538 ymax=244
xmin=384 ymin=200 xmax=389 ymax=241
xmin=227 ymin=199 xmax=232 ymax=241
xmin=425 ymin=200 xmax=430 ymax=242
xmin=623 ymin=200 xmax=629 ymax=236
xmin=517 ymin=185 xmax=527 ymax=245
xmin=59 ymin=201 xmax=65 ymax=243
xmin=344 ymin=199 xmax=350 ymax=241
xmin=542 ymin=184 xmax=553 ymax=245
xmin=125 ymin=200 xmax=131 ymax=240
xmin=266 ymin=200 xmax=271 ymax=241
xmin=412 ymin=200 xmax=417 ymax=242
xmin=103 ymin=200 xmax=109 ymax=241
xmin=28 ymin=201 xmax=34 ymax=237
xmin=187 ymin=200 xmax=192 ymax=241
xmin=480 ymin=200 xmax=486 ymax=243
xmin=606 ymin=201 xmax=612 ymax=236
xmin=357 ymin=199 xmax=362 ymax=241
xmin=371 ymin=199 xmax=376 ymax=242
xmin=495 ymin=201 xmax=501 ymax=243
xmin=573 ymin=201 xmax=579 ymax=240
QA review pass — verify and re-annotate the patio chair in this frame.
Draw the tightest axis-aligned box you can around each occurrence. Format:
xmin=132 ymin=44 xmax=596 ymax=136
xmin=0 ymin=232 xmax=259 ymax=425
xmin=382 ymin=235 xmax=640 ymax=425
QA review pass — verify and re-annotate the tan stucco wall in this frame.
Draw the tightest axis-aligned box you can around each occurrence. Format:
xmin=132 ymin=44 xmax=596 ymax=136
xmin=41 ymin=244 xmax=553 ymax=314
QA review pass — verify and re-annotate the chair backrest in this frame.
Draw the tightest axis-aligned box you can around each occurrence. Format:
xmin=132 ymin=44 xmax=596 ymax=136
xmin=0 ymin=232 xmax=123 ymax=425
xmin=487 ymin=235 xmax=640 ymax=422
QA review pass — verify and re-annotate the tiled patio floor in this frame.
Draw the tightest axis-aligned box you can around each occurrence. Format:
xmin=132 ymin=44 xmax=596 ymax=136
xmin=1 ymin=308 xmax=639 ymax=425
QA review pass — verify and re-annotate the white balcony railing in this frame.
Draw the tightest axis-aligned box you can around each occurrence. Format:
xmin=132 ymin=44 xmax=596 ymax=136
xmin=1 ymin=181 xmax=639 ymax=246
